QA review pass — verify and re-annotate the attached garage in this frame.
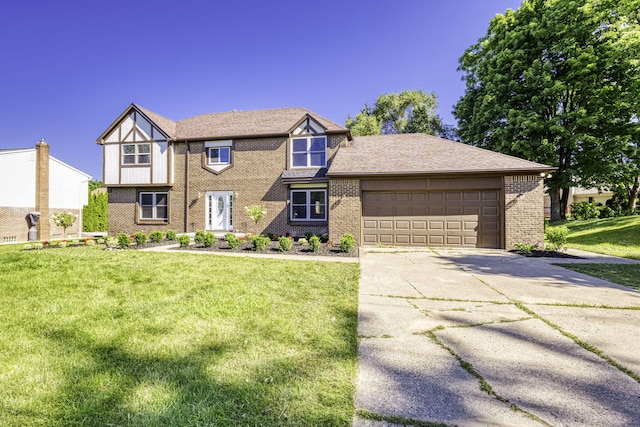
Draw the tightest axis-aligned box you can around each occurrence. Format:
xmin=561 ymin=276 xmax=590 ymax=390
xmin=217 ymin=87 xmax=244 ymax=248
xmin=327 ymin=133 xmax=555 ymax=249
xmin=362 ymin=189 xmax=500 ymax=248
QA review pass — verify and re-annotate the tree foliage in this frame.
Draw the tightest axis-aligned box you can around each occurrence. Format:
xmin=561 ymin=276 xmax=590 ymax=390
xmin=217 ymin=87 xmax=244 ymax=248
xmin=83 ymin=182 xmax=108 ymax=232
xmin=454 ymin=0 xmax=640 ymax=220
xmin=346 ymin=90 xmax=445 ymax=137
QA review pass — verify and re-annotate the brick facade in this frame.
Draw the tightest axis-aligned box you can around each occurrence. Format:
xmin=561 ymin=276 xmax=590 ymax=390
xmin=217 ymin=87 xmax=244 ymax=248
xmin=35 ymin=140 xmax=50 ymax=241
xmin=108 ymin=134 xmax=348 ymax=239
xmin=328 ymin=178 xmax=362 ymax=245
xmin=504 ymin=175 xmax=545 ymax=249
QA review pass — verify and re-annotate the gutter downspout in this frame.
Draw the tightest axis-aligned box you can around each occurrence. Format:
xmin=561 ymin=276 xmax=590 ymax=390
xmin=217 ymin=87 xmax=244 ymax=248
xmin=184 ymin=141 xmax=190 ymax=233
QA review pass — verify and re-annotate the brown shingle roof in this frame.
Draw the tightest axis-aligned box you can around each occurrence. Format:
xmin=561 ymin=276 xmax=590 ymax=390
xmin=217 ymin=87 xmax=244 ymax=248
xmin=135 ymin=105 xmax=177 ymax=139
xmin=328 ymin=133 xmax=554 ymax=176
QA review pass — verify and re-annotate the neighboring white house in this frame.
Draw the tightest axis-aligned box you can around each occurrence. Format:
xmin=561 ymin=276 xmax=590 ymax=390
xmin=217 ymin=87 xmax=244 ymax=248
xmin=544 ymin=187 xmax=614 ymax=218
xmin=0 ymin=141 xmax=91 ymax=243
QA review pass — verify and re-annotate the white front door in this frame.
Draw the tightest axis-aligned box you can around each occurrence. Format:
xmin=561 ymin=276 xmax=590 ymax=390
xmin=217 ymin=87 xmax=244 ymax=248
xmin=206 ymin=192 xmax=233 ymax=231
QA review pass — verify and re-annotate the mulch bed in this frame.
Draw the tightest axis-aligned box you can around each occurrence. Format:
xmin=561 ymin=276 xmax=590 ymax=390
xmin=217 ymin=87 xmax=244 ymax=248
xmin=171 ymin=239 xmax=358 ymax=258
xmin=510 ymin=249 xmax=582 ymax=259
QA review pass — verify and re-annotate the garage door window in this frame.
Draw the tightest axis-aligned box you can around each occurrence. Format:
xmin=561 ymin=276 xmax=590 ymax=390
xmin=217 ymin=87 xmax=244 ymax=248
xmin=290 ymin=189 xmax=326 ymax=221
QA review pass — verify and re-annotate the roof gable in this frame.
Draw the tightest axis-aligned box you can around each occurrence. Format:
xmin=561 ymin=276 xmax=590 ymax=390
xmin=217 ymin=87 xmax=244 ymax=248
xmin=97 ymin=104 xmax=172 ymax=144
xmin=328 ymin=133 xmax=554 ymax=176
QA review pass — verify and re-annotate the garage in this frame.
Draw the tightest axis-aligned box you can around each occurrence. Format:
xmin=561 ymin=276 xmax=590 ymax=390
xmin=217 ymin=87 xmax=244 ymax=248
xmin=362 ymin=189 xmax=500 ymax=248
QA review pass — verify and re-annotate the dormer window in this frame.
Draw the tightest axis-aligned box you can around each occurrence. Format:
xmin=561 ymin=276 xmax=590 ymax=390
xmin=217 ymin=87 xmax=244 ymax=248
xmin=292 ymin=136 xmax=326 ymax=168
xmin=203 ymin=140 xmax=233 ymax=174
xmin=122 ymin=143 xmax=151 ymax=165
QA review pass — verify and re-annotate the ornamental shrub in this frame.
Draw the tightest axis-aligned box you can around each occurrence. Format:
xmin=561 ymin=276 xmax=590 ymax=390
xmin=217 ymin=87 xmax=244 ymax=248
xmin=298 ymin=237 xmax=308 ymax=246
xmin=86 ymin=239 xmax=96 ymax=246
xmin=245 ymin=205 xmax=267 ymax=224
xmin=194 ymin=230 xmax=206 ymax=244
xmin=339 ymin=233 xmax=356 ymax=253
xmin=278 ymin=236 xmax=293 ymax=252
xmin=308 ymin=235 xmax=321 ymax=252
xmin=117 ymin=233 xmax=130 ymax=249
xmin=545 ymin=226 xmax=569 ymax=251
xmin=202 ymin=232 xmax=216 ymax=248
xmin=177 ymin=235 xmax=191 ymax=247
xmin=33 ymin=243 xmax=44 ymax=250
xmin=250 ymin=235 xmax=270 ymax=251
xmin=225 ymin=233 xmax=240 ymax=249
xmin=149 ymin=230 xmax=164 ymax=243
xmin=570 ymin=202 xmax=602 ymax=220
xmin=134 ymin=232 xmax=148 ymax=246
xmin=166 ymin=229 xmax=177 ymax=240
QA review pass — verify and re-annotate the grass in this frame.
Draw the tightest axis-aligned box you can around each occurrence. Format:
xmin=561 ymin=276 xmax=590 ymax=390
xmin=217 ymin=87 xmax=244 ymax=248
xmin=0 ymin=245 xmax=360 ymax=426
xmin=555 ymin=263 xmax=640 ymax=290
xmin=552 ymin=215 xmax=640 ymax=260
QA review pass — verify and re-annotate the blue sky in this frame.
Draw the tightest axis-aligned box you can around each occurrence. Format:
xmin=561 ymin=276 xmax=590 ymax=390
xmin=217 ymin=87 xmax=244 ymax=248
xmin=0 ymin=0 xmax=522 ymax=180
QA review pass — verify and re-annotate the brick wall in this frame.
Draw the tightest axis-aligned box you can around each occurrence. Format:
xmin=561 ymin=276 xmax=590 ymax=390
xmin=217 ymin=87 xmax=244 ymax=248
xmin=504 ymin=175 xmax=545 ymax=249
xmin=35 ymin=140 xmax=50 ymax=241
xmin=107 ymin=133 xmax=348 ymax=238
xmin=0 ymin=207 xmax=33 ymax=243
xmin=328 ymin=178 xmax=362 ymax=245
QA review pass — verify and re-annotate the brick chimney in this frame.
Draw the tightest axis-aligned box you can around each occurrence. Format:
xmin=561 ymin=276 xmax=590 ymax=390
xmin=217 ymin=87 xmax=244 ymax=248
xmin=35 ymin=139 xmax=50 ymax=241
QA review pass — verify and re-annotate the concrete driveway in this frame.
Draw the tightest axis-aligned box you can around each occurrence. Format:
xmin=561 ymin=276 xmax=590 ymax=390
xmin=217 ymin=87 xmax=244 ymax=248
xmin=353 ymin=248 xmax=640 ymax=427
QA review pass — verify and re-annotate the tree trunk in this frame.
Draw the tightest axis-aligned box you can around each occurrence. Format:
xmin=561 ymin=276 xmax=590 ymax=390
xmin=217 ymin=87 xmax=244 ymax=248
xmin=560 ymin=187 xmax=570 ymax=220
xmin=550 ymin=190 xmax=562 ymax=222
xmin=626 ymin=177 xmax=640 ymax=215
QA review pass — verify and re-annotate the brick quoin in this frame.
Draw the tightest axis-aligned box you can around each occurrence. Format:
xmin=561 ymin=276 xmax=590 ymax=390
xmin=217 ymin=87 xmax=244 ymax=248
xmin=504 ymin=175 xmax=545 ymax=249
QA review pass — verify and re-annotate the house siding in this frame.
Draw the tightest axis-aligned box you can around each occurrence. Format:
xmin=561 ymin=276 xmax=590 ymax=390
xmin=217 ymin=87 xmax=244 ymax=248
xmin=504 ymin=175 xmax=545 ymax=249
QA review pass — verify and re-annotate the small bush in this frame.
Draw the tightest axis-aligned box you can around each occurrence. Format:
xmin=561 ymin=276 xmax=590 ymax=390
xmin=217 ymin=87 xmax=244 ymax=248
xmin=194 ymin=230 xmax=206 ymax=244
xmin=149 ymin=230 xmax=164 ymax=243
xmin=177 ymin=235 xmax=191 ymax=247
xmin=86 ymin=239 xmax=96 ymax=246
xmin=58 ymin=241 xmax=68 ymax=248
xmin=298 ymin=237 xmax=308 ymax=246
xmin=117 ymin=233 xmax=130 ymax=249
xmin=250 ymin=235 xmax=270 ymax=251
xmin=570 ymin=201 xmax=602 ymax=220
xmin=339 ymin=233 xmax=356 ymax=253
xmin=545 ymin=226 xmax=569 ymax=251
xmin=202 ymin=232 xmax=216 ymax=248
xmin=224 ymin=233 xmax=240 ymax=249
xmin=278 ymin=236 xmax=293 ymax=252
xmin=514 ymin=242 xmax=538 ymax=255
xmin=304 ymin=231 xmax=314 ymax=241
xmin=134 ymin=232 xmax=148 ymax=246
xmin=308 ymin=235 xmax=321 ymax=252
xmin=166 ymin=229 xmax=177 ymax=241
xmin=105 ymin=237 xmax=118 ymax=248
xmin=33 ymin=243 xmax=44 ymax=250
xmin=599 ymin=206 xmax=616 ymax=219
xmin=23 ymin=244 xmax=33 ymax=250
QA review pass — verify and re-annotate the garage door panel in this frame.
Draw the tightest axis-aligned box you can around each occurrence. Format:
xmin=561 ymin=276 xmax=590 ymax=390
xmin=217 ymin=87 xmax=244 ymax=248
xmin=362 ymin=189 xmax=500 ymax=248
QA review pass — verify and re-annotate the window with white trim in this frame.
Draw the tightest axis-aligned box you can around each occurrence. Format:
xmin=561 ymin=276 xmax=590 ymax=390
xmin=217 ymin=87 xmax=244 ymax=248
xmin=291 ymin=136 xmax=326 ymax=167
xmin=139 ymin=192 xmax=168 ymax=220
xmin=122 ymin=143 xmax=151 ymax=165
xmin=290 ymin=189 xmax=326 ymax=221
xmin=207 ymin=146 xmax=231 ymax=165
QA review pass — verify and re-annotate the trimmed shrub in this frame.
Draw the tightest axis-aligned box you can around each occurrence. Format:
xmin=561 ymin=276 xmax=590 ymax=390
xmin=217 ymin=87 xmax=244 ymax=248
xmin=339 ymin=233 xmax=356 ymax=253
xmin=298 ymin=237 xmax=308 ymax=246
xmin=202 ymin=232 xmax=216 ymax=248
xmin=149 ymin=230 xmax=164 ymax=243
xmin=133 ymin=232 xmax=148 ymax=246
xmin=308 ymin=235 xmax=321 ymax=252
xmin=545 ymin=226 xmax=569 ymax=251
xmin=33 ymin=243 xmax=44 ymax=250
xmin=58 ymin=241 xmax=68 ymax=248
xmin=194 ymin=230 xmax=206 ymax=245
xmin=86 ymin=239 xmax=96 ymax=246
xmin=177 ymin=235 xmax=190 ymax=247
xmin=250 ymin=235 xmax=270 ymax=251
xmin=23 ymin=244 xmax=33 ymax=250
xmin=166 ymin=229 xmax=177 ymax=241
xmin=117 ymin=233 xmax=130 ymax=249
xmin=225 ymin=233 xmax=240 ymax=249
xmin=570 ymin=202 xmax=602 ymax=220
xmin=278 ymin=236 xmax=293 ymax=252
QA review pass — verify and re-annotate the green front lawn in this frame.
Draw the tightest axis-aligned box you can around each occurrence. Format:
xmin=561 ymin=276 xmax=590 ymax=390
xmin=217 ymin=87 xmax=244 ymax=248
xmin=0 ymin=246 xmax=360 ymax=426
xmin=551 ymin=216 xmax=640 ymax=260
xmin=555 ymin=263 xmax=640 ymax=290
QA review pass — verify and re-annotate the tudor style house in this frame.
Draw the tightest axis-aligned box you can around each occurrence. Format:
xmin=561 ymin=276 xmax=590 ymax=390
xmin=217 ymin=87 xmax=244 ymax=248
xmin=97 ymin=104 xmax=554 ymax=249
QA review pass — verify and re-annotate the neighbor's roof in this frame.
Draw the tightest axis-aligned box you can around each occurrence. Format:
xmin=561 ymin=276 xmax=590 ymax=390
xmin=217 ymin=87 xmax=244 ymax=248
xmin=328 ymin=133 xmax=555 ymax=176
xmin=98 ymin=104 xmax=347 ymax=143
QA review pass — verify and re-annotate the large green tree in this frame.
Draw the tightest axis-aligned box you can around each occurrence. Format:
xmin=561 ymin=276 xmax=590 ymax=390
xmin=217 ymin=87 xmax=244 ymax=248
xmin=454 ymin=0 xmax=640 ymax=220
xmin=346 ymin=90 xmax=445 ymax=137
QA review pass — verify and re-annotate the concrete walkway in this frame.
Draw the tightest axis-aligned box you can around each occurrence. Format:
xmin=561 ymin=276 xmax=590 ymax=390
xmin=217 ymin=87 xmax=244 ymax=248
xmin=354 ymin=248 xmax=640 ymax=427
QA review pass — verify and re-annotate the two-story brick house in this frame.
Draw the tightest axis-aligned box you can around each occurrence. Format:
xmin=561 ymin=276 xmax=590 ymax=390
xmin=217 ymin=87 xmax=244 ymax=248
xmin=97 ymin=104 xmax=554 ymax=249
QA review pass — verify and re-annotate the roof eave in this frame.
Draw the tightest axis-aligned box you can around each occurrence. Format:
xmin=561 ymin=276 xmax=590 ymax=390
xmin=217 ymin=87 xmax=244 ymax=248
xmin=327 ymin=167 xmax=557 ymax=178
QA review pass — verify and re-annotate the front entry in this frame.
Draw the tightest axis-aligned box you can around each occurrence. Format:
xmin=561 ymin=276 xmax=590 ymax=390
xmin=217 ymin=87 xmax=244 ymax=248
xmin=206 ymin=191 xmax=233 ymax=231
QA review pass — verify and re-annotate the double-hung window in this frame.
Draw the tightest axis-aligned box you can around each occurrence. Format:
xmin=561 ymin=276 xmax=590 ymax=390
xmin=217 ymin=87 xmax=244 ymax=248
xmin=290 ymin=189 xmax=326 ymax=221
xmin=139 ymin=192 xmax=168 ymax=221
xmin=207 ymin=146 xmax=231 ymax=165
xmin=122 ymin=143 xmax=151 ymax=165
xmin=291 ymin=136 xmax=326 ymax=168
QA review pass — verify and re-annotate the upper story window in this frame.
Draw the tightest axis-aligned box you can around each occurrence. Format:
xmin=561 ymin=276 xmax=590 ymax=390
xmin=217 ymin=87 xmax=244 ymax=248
xmin=139 ymin=192 xmax=168 ymax=221
xmin=292 ymin=136 xmax=326 ymax=168
xmin=122 ymin=143 xmax=151 ymax=165
xmin=207 ymin=146 xmax=231 ymax=165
